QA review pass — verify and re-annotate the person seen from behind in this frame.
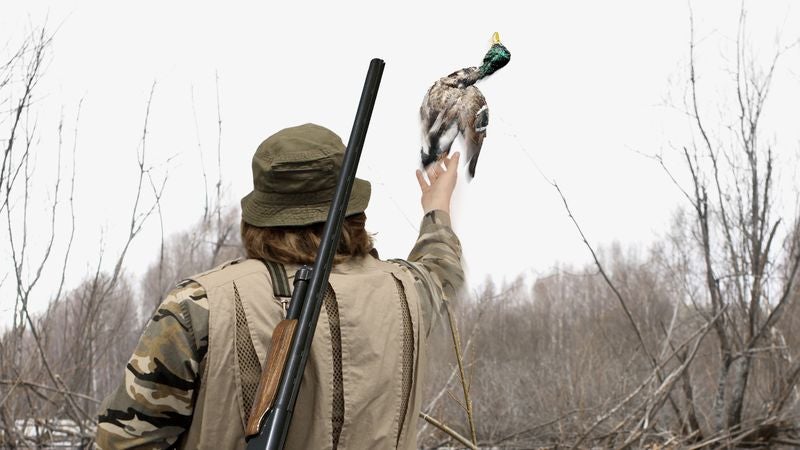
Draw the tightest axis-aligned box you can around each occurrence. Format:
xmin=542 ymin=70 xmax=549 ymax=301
xmin=96 ymin=123 xmax=464 ymax=449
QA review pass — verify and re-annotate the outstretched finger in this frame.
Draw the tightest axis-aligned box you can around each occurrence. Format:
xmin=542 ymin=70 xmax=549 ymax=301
xmin=415 ymin=169 xmax=429 ymax=191
xmin=426 ymin=163 xmax=440 ymax=181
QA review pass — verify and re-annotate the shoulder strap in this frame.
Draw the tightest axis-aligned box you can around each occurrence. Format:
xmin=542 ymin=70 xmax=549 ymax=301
xmin=261 ymin=259 xmax=292 ymax=298
xmin=235 ymin=260 xmax=292 ymax=424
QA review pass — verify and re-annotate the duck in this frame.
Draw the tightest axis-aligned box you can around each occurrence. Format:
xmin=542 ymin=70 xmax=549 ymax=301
xmin=419 ymin=32 xmax=511 ymax=179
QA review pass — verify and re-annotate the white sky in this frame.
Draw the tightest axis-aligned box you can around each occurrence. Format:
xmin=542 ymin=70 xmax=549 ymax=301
xmin=2 ymin=1 xmax=799 ymax=320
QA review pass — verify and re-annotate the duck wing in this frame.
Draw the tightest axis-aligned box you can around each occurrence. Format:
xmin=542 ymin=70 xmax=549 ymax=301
xmin=457 ymin=86 xmax=488 ymax=178
xmin=420 ymin=81 xmax=462 ymax=166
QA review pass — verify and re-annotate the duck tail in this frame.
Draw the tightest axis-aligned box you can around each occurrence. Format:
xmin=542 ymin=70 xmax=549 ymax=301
xmin=420 ymin=147 xmax=438 ymax=167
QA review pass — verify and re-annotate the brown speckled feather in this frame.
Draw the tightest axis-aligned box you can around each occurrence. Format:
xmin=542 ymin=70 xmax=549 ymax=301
xmin=420 ymin=67 xmax=489 ymax=178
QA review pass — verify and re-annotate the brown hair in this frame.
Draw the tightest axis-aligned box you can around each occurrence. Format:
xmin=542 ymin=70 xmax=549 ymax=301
xmin=241 ymin=213 xmax=375 ymax=265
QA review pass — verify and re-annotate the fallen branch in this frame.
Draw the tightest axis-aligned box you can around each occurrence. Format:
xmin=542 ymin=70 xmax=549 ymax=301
xmin=0 ymin=379 xmax=100 ymax=404
xmin=419 ymin=411 xmax=478 ymax=450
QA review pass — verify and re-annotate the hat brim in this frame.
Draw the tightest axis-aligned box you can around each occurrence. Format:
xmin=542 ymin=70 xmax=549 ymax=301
xmin=241 ymin=178 xmax=371 ymax=227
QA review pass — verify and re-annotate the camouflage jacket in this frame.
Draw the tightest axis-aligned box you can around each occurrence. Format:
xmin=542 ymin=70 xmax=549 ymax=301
xmin=95 ymin=210 xmax=463 ymax=449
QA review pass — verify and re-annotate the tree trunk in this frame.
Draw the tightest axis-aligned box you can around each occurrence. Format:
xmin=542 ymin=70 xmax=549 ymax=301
xmin=727 ymin=355 xmax=752 ymax=429
xmin=712 ymin=354 xmax=732 ymax=432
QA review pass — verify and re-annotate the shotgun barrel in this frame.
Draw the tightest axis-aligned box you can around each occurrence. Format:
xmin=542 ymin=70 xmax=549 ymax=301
xmin=245 ymin=57 xmax=385 ymax=450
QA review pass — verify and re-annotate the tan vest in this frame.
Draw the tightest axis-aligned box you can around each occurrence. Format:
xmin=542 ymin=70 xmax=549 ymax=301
xmin=178 ymin=257 xmax=427 ymax=449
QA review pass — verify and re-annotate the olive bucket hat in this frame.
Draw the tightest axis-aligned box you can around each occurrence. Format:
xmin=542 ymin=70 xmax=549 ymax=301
xmin=240 ymin=123 xmax=371 ymax=227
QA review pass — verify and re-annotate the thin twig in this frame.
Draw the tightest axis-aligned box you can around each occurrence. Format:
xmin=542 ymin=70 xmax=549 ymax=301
xmin=0 ymin=379 xmax=100 ymax=404
xmin=442 ymin=299 xmax=478 ymax=445
xmin=553 ymin=182 xmax=654 ymax=358
xmin=419 ymin=412 xmax=478 ymax=450
xmin=190 ymin=85 xmax=210 ymax=221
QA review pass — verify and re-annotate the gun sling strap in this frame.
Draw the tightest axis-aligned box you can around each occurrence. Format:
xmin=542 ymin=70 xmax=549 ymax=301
xmin=234 ymin=260 xmax=344 ymax=447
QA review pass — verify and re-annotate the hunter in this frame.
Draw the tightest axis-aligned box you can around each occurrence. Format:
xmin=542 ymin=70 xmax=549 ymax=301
xmin=96 ymin=123 xmax=464 ymax=449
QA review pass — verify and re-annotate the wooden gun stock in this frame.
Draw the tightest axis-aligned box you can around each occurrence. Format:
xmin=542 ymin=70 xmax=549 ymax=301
xmin=245 ymin=319 xmax=298 ymax=438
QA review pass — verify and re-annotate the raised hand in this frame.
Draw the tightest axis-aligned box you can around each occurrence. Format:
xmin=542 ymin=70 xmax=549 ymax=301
xmin=415 ymin=152 xmax=460 ymax=214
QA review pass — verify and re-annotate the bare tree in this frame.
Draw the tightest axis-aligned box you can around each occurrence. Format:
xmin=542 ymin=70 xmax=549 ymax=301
xmin=443 ymin=5 xmax=800 ymax=448
xmin=141 ymin=74 xmax=241 ymax=314
xmin=668 ymin=6 xmax=800 ymax=446
xmin=0 ymin=26 xmax=170 ymax=446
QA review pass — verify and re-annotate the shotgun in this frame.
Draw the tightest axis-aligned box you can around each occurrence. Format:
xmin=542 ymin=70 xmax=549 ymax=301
xmin=244 ymin=58 xmax=385 ymax=450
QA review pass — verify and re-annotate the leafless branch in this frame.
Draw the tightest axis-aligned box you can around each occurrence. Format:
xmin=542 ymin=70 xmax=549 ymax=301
xmin=190 ymin=85 xmax=210 ymax=221
xmin=419 ymin=412 xmax=478 ymax=450
xmin=441 ymin=298 xmax=478 ymax=445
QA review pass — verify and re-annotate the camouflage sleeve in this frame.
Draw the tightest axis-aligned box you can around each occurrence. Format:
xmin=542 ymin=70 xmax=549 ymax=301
xmin=404 ymin=210 xmax=464 ymax=336
xmin=95 ymin=280 xmax=209 ymax=449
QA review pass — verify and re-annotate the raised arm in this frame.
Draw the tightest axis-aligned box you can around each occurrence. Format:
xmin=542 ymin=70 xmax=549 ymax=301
xmin=405 ymin=153 xmax=465 ymax=335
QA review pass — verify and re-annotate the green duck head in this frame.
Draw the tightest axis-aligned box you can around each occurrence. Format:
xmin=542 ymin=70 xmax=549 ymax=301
xmin=479 ymin=32 xmax=511 ymax=78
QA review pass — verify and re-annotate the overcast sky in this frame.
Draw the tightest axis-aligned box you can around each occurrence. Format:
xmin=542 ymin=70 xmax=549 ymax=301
xmin=2 ymin=1 xmax=799 ymax=319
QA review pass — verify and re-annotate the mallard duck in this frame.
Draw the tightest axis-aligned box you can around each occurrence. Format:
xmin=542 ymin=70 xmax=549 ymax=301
xmin=419 ymin=32 xmax=511 ymax=179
